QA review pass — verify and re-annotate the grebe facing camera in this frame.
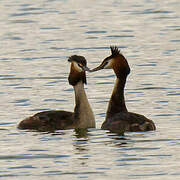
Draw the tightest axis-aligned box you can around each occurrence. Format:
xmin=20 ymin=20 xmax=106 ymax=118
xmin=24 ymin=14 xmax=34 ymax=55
xmin=18 ymin=55 xmax=95 ymax=131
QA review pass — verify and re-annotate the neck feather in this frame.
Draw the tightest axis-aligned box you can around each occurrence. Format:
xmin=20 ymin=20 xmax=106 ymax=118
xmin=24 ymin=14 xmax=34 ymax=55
xmin=106 ymin=76 xmax=128 ymax=119
xmin=73 ymin=82 xmax=95 ymax=128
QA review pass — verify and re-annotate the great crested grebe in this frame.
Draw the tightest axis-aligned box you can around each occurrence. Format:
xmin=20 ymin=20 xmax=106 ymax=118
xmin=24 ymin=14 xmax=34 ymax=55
xmin=18 ymin=55 xmax=95 ymax=131
xmin=90 ymin=46 xmax=156 ymax=133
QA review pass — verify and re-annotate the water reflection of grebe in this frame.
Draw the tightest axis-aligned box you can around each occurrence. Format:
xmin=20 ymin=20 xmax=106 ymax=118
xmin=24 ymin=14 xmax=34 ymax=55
xmin=18 ymin=55 xmax=95 ymax=131
xmin=90 ymin=46 xmax=156 ymax=134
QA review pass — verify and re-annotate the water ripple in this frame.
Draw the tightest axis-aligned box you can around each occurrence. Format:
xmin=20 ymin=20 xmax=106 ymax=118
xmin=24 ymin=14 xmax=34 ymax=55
xmin=1 ymin=0 xmax=180 ymax=179
xmin=0 ymin=154 xmax=70 ymax=160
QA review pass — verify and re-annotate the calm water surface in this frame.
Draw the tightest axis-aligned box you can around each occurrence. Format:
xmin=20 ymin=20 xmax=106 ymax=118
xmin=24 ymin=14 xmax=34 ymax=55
xmin=0 ymin=0 xmax=180 ymax=179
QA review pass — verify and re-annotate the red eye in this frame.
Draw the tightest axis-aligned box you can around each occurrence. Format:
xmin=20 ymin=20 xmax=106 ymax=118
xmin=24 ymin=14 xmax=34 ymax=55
xmin=78 ymin=63 xmax=82 ymax=68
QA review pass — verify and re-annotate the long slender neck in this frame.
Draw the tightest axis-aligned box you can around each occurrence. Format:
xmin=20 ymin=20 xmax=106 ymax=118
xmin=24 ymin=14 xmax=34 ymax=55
xmin=106 ymin=75 xmax=128 ymax=119
xmin=73 ymin=81 xmax=95 ymax=128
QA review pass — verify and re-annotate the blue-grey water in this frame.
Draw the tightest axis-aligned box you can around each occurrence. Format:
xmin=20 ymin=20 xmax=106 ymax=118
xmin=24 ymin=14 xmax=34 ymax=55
xmin=1 ymin=0 xmax=180 ymax=179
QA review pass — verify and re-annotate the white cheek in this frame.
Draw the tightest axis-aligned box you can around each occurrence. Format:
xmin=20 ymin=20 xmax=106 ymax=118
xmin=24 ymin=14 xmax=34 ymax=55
xmin=73 ymin=62 xmax=83 ymax=72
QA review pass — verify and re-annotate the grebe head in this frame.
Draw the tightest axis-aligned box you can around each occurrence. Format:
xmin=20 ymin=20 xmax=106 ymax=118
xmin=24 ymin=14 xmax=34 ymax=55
xmin=68 ymin=55 xmax=90 ymax=72
xmin=68 ymin=55 xmax=90 ymax=86
xmin=90 ymin=46 xmax=130 ymax=77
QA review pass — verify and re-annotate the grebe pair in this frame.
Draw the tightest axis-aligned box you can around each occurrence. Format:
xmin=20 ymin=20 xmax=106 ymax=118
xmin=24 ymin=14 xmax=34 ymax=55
xmin=18 ymin=46 xmax=156 ymax=133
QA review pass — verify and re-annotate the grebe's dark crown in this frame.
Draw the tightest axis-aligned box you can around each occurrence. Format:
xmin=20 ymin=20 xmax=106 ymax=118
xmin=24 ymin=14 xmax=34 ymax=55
xmin=68 ymin=55 xmax=87 ymax=67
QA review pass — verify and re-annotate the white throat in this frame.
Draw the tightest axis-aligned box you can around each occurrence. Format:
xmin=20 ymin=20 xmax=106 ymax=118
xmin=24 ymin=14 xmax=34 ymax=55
xmin=73 ymin=81 xmax=95 ymax=128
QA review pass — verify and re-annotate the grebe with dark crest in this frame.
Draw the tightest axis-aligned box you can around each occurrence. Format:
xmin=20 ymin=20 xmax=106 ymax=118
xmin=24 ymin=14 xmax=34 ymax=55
xmin=18 ymin=55 xmax=95 ymax=131
xmin=90 ymin=46 xmax=156 ymax=134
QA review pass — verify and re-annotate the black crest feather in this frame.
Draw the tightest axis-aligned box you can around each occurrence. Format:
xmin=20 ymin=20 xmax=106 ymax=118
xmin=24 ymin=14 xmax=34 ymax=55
xmin=68 ymin=55 xmax=87 ymax=66
xmin=110 ymin=46 xmax=121 ymax=57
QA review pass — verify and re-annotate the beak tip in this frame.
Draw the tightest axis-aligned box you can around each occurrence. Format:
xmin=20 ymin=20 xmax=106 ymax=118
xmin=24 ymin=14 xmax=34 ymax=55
xmin=84 ymin=66 xmax=90 ymax=72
